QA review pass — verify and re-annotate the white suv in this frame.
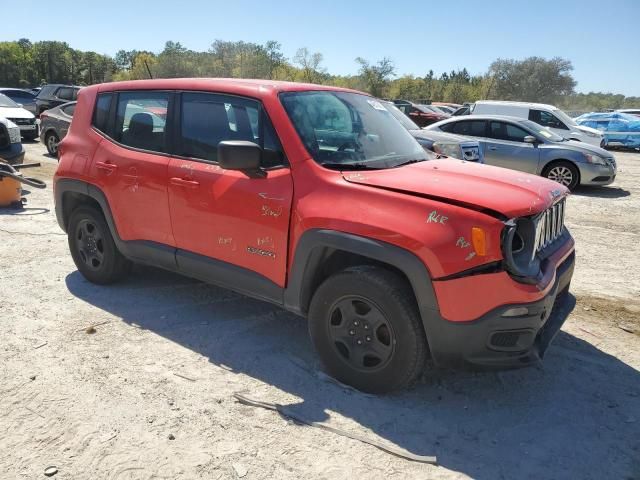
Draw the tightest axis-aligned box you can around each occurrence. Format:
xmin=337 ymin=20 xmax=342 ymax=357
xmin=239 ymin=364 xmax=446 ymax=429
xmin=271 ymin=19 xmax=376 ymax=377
xmin=470 ymin=100 xmax=604 ymax=147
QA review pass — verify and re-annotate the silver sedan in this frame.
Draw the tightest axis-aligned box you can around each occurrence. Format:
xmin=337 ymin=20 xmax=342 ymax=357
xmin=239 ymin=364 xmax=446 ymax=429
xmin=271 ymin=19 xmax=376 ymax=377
xmin=427 ymin=115 xmax=617 ymax=190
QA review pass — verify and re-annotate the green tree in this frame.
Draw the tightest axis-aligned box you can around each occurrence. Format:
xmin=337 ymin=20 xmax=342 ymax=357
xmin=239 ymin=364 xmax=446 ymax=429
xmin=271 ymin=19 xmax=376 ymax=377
xmin=355 ymin=57 xmax=395 ymax=97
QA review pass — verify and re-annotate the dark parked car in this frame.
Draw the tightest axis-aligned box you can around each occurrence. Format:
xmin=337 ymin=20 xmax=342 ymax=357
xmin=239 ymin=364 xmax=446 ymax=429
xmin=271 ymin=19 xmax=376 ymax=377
xmin=0 ymin=88 xmax=37 ymax=115
xmin=39 ymin=101 xmax=75 ymax=156
xmin=0 ymin=117 xmax=25 ymax=164
xmin=35 ymin=84 xmax=81 ymax=115
xmin=392 ymin=100 xmax=450 ymax=127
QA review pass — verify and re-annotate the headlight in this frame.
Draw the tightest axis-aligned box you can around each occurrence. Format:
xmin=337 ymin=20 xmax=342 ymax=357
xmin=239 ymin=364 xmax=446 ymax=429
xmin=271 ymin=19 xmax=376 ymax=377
xmin=433 ymin=142 xmax=462 ymax=159
xmin=583 ymin=153 xmax=607 ymax=165
xmin=585 ymin=131 xmax=597 ymax=137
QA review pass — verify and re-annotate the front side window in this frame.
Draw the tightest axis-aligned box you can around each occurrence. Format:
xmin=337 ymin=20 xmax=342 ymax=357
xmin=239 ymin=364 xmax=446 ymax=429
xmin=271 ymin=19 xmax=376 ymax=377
xmin=529 ymin=109 xmax=568 ymax=130
xmin=280 ymin=91 xmax=426 ymax=169
xmin=179 ymin=92 xmax=285 ymax=167
xmin=489 ymin=121 xmax=530 ymax=142
xmin=115 ymin=91 xmax=168 ymax=153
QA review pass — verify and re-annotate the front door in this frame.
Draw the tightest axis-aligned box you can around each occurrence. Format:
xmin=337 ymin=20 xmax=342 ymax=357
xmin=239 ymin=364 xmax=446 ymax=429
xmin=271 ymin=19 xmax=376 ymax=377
xmin=483 ymin=121 xmax=540 ymax=174
xmin=168 ymin=92 xmax=293 ymax=287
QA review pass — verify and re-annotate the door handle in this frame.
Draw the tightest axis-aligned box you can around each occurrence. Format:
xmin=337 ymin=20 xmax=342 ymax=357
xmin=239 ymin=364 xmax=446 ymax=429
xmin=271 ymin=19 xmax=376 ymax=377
xmin=170 ymin=177 xmax=200 ymax=188
xmin=95 ymin=161 xmax=118 ymax=173
xmin=488 ymin=146 xmax=498 ymax=151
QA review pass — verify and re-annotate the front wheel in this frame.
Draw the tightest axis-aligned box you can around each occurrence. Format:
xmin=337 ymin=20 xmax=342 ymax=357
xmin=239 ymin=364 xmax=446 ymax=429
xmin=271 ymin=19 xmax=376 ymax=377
xmin=308 ymin=266 xmax=427 ymax=393
xmin=543 ymin=161 xmax=579 ymax=191
xmin=68 ymin=206 xmax=132 ymax=284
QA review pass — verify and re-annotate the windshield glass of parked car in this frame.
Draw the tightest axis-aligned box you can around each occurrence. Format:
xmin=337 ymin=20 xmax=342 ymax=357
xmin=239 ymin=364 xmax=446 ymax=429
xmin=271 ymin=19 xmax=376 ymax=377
xmin=519 ymin=119 xmax=566 ymax=142
xmin=553 ymin=108 xmax=578 ymax=127
xmin=0 ymin=93 xmax=19 ymax=108
xmin=280 ymin=91 xmax=427 ymax=169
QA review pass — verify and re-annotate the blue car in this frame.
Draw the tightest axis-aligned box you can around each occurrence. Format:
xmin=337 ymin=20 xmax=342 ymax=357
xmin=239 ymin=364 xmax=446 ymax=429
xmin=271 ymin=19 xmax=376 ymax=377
xmin=575 ymin=112 xmax=640 ymax=149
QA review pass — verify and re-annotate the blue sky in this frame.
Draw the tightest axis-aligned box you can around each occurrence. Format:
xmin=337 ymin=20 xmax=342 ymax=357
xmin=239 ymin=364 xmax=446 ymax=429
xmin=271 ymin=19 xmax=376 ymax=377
xmin=3 ymin=0 xmax=639 ymax=95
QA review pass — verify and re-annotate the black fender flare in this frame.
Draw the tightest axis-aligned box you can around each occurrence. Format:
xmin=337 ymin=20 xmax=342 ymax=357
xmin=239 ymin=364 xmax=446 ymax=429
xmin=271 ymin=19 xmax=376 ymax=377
xmin=284 ymin=229 xmax=442 ymax=342
xmin=54 ymin=178 xmax=176 ymax=270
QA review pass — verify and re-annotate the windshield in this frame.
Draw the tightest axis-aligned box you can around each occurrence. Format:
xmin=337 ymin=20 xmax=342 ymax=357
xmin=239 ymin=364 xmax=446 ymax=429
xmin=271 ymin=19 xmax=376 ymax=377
xmin=0 ymin=93 xmax=19 ymax=108
xmin=519 ymin=119 xmax=566 ymax=142
xmin=382 ymin=102 xmax=420 ymax=130
xmin=280 ymin=91 xmax=427 ymax=169
xmin=553 ymin=108 xmax=578 ymax=127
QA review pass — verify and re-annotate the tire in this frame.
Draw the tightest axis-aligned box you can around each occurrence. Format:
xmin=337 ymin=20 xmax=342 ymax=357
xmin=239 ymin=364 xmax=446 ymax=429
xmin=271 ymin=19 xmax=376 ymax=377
xmin=68 ymin=206 xmax=132 ymax=284
xmin=308 ymin=265 xmax=427 ymax=393
xmin=45 ymin=131 xmax=60 ymax=157
xmin=543 ymin=161 xmax=580 ymax=191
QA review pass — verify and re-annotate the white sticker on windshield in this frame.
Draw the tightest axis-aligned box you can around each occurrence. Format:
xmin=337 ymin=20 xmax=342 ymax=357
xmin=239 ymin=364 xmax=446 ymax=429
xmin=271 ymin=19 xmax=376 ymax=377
xmin=367 ymin=99 xmax=387 ymax=111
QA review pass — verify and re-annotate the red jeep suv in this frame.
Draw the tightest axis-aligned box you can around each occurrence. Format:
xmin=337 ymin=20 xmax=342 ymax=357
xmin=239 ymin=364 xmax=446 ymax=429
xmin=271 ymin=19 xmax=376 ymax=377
xmin=54 ymin=79 xmax=575 ymax=393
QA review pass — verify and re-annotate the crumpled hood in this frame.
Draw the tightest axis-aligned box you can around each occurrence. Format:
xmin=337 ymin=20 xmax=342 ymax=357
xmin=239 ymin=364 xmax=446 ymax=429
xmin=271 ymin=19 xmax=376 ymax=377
xmin=575 ymin=124 xmax=602 ymax=136
xmin=342 ymin=159 xmax=568 ymax=219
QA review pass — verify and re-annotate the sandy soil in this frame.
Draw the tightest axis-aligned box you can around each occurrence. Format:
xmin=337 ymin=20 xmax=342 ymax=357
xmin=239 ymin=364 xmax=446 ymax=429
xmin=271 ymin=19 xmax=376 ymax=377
xmin=1 ymin=142 xmax=639 ymax=480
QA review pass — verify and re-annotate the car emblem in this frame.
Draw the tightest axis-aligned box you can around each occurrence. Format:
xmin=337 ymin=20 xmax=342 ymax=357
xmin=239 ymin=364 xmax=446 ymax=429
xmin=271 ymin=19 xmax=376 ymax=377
xmin=550 ymin=189 xmax=562 ymax=199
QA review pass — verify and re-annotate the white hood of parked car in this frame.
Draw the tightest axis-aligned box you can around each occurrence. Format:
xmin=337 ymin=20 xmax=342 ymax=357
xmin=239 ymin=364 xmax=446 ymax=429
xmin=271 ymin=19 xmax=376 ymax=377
xmin=0 ymin=106 xmax=34 ymax=119
xmin=575 ymin=124 xmax=602 ymax=135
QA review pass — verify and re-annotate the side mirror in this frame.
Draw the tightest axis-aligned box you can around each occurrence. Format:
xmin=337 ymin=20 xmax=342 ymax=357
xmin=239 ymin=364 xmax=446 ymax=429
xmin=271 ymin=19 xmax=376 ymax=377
xmin=523 ymin=135 xmax=538 ymax=144
xmin=218 ymin=140 xmax=262 ymax=173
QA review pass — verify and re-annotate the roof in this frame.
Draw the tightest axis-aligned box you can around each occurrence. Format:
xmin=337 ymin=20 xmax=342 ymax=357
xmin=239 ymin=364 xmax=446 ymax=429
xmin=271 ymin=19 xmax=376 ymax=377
xmin=94 ymin=78 xmax=364 ymax=97
xmin=475 ymin=100 xmax=559 ymax=110
xmin=441 ymin=114 xmax=528 ymax=122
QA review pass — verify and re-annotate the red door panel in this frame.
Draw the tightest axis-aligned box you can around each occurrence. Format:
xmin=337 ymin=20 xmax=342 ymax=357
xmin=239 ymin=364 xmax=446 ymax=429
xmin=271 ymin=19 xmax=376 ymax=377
xmin=90 ymin=139 xmax=175 ymax=246
xmin=168 ymin=160 xmax=293 ymax=286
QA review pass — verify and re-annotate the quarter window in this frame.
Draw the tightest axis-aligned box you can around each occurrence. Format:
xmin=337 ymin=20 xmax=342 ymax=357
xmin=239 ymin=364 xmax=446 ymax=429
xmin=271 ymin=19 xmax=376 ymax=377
xmin=179 ymin=92 xmax=285 ymax=167
xmin=92 ymin=93 xmax=112 ymax=135
xmin=115 ymin=92 xmax=169 ymax=153
xmin=62 ymin=103 xmax=76 ymax=116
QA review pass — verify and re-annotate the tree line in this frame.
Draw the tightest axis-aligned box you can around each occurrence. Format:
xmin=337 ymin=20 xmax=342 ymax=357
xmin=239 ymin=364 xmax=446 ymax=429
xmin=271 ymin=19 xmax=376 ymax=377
xmin=1 ymin=38 xmax=638 ymax=110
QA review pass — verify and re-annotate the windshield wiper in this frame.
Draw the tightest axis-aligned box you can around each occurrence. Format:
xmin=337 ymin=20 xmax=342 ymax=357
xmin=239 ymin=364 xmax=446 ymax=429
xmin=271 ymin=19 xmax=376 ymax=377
xmin=320 ymin=162 xmax=381 ymax=171
xmin=392 ymin=158 xmax=430 ymax=168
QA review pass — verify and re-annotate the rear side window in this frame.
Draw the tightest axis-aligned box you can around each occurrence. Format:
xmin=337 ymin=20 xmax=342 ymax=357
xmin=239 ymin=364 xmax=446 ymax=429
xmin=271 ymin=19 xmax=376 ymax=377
xmin=450 ymin=120 xmax=486 ymax=137
xmin=62 ymin=103 xmax=76 ymax=116
xmin=179 ymin=92 xmax=285 ymax=167
xmin=92 ymin=93 xmax=113 ymax=134
xmin=115 ymin=92 xmax=169 ymax=153
xmin=57 ymin=87 xmax=74 ymax=101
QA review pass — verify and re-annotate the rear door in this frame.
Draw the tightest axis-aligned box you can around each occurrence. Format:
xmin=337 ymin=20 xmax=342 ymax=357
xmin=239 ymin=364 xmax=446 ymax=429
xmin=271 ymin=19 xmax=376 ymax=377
xmin=168 ymin=91 xmax=293 ymax=287
xmin=484 ymin=121 xmax=540 ymax=173
xmin=89 ymin=90 xmax=175 ymax=247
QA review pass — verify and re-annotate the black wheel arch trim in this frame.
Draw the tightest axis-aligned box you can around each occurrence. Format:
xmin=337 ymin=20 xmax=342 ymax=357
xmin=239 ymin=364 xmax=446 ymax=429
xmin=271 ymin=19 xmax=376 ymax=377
xmin=284 ymin=229 xmax=443 ymax=346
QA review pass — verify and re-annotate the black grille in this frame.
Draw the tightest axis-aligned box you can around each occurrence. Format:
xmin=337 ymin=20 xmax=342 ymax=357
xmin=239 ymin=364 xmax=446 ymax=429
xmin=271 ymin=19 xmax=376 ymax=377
xmin=490 ymin=332 xmax=521 ymax=348
xmin=7 ymin=118 xmax=34 ymax=126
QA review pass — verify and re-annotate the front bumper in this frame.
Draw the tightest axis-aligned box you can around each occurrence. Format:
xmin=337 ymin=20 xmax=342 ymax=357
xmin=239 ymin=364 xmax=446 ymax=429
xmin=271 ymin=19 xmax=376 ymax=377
xmin=577 ymin=162 xmax=616 ymax=186
xmin=0 ymin=143 xmax=25 ymax=165
xmin=428 ymin=249 xmax=575 ymax=369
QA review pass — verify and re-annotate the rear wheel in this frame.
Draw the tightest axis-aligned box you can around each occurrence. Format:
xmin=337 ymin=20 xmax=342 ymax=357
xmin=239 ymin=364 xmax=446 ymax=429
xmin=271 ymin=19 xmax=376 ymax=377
xmin=543 ymin=161 xmax=579 ymax=191
xmin=308 ymin=266 xmax=427 ymax=393
xmin=45 ymin=131 xmax=60 ymax=156
xmin=68 ymin=206 xmax=131 ymax=284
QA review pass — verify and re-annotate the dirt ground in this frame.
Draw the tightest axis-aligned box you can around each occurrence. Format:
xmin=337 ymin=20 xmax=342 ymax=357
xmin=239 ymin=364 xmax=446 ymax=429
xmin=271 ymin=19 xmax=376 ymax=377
xmin=1 ymin=141 xmax=639 ymax=480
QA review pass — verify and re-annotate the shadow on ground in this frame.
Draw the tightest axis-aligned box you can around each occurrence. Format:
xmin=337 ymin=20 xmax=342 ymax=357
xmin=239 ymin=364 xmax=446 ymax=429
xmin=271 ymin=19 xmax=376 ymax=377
xmin=573 ymin=185 xmax=631 ymax=199
xmin=66 ymin=266 xmax=640 ymax=479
